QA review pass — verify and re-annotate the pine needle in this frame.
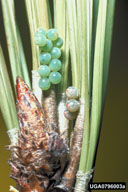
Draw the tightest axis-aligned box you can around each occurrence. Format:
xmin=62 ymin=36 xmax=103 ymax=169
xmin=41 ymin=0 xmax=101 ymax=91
xmin=102 ymin=0 xmax=116 ymax=107
xmin=25 ymin=0 xmax=40 ymax=70
xmin=16 ymin=25 xmax=31 ymax=88
xmin=54 ymin=0 xmax=69 ymax=93
xmin=86 ymin=0 xmax=115 ymax=172
xmin=1 ymin=0 xmax=23 ymax=87
xmin=54 ymin=0 xmax=70 ymax=138
xmin=86 ymin=0 xmax=108 ymax=171
xmin=77 ymin=0 xmax=90 ymax=173
xmin=0 ymin=46 xmax=18 ymax=130
xmin=38 ymin=0 xmax=50 ymax=30
xmin=66 ymin=0 xmax=80 ymax=89
xmin=47 ymin=0 xmax=52 ymax=28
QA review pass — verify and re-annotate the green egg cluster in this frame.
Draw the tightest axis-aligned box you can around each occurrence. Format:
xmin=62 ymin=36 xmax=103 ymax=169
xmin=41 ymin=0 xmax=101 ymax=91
xmin=64 ymin=87 xmax=80 ymax=120
xmin=34 ymin=27 xmax=63 ymax=91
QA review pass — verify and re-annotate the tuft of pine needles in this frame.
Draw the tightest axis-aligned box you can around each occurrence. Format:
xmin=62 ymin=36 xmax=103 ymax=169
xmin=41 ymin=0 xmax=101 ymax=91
xmin=0 ymin=0 xmax=115 ymax=191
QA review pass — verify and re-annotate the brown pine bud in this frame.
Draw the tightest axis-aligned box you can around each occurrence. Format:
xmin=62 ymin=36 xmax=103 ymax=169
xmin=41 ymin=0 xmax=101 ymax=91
xmin=9 ymin=77 xmax=68 ymax=192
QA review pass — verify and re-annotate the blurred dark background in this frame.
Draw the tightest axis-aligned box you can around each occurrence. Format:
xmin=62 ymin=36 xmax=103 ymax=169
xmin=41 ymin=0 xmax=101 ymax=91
xmin=93 ymin=0 xmax=128 ymax=191
xmin=0 ymin=0 xmax=128 ymax=191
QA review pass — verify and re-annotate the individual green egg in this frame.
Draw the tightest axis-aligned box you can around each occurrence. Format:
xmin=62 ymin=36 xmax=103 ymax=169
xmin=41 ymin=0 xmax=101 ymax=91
xmin=66 ymin=99 xmax=80 ymax=112
xmin=49 ymin=72 xmax=62 ymax=84
xmin=66 ymin=86 xmax=79 ymax=99
xmin=36 ymin=28 xmax=47 ymax=36
xmin=49 ymin=59 xmax=62 ymax=72
xmin=41 ymin=39 xmax=53 ymax=52
xmin=40 ymin=53 xmax=51 ymax=65
xmin=53 ymin=37 xmax=63 ymax=48
xmin=64 ymin=109 xmax=77 ymax=120
xmin=50 ymin=47 xmax=61 ymax=59
xmin=38 ymin=77 xmax=51 ymax=90
xmin=34 ymin=33 xmax=47 ymax=47
xmin=38 ymin=65 xmax=50 ymax=77
xmin=47 ymin=28 xmax=58 ymax=41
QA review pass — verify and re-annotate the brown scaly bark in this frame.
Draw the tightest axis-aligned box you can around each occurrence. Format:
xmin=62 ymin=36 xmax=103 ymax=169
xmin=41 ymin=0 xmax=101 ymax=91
xmin=9 ymin=77 xmax=68 ymax=192
xmin=56 ymin=101 xmax=85 ymax=191
xmin=43 ymin=89 xmax=58 ymax=132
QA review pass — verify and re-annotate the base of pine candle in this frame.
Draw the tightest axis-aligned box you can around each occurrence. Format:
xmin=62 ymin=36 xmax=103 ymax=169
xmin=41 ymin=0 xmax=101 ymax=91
xmin=74 ymin=169 xmax=94 ymax=192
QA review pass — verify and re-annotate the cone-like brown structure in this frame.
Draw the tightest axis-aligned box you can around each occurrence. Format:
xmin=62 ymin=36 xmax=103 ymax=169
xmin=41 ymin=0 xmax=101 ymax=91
xmin=9 ymin=77 xmax=68 ymax=192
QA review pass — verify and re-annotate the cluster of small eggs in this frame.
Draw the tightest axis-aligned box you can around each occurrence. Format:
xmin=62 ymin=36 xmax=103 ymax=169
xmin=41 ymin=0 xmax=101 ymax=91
xmin=64 ymin=87 xmax=80 ymax=120
xmin=34 ymin=28 xmax=63 ymax=91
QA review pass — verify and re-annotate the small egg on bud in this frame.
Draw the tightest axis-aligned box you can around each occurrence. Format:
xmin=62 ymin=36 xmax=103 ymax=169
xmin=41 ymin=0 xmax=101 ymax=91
xmin=66 ymin=99 xmax=80 ymax=112
xmin=66 ymin=86 xmax=79 ymax=99
xmin=64 ymin=109 xmax=77 ymax=120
